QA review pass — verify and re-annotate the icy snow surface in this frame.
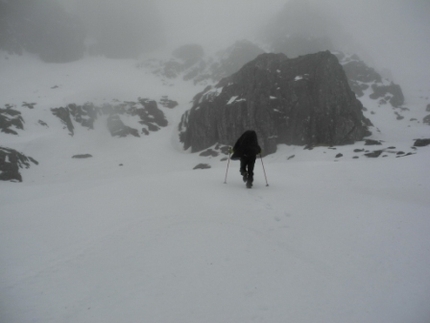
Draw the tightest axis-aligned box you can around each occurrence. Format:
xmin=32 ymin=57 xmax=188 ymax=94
xmin=1 ymin=52 xmax=430 ymax=323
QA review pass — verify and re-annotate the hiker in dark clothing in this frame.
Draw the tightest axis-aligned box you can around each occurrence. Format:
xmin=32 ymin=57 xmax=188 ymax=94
xmin=231 ymin=130 xmax=261 ymax=188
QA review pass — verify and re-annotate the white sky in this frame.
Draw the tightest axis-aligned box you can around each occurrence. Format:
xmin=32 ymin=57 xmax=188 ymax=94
xmin=157 ymin=0 xmax=286 ymax=50
xmin=59 ymin=0 xmax=430 ymax=82
xmin=157 ymin=0 xmax=430 ymax=81
xmin=319 ymin=0 xmax=430 ymax=81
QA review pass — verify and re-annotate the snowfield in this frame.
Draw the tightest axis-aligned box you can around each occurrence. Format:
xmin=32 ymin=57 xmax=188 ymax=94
xmin=1 ymin=53 xmax=430 ymax=323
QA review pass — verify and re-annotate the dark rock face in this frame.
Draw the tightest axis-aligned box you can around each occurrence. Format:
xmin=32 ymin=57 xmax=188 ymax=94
xmin=179 ymin=51 xmax=371 ymax=154
xmin=0 ymin=106 xmax=24 ymax=135
xmin=0 ymin=147 xmax=38 ymax=182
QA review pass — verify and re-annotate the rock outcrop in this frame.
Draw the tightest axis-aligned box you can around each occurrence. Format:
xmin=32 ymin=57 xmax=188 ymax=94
xmin=142 ymin=40 xmax=265 ymax=85
xmin=51 ymin=98 xmax=168 ymax=137
xmin=337 ymin=53 xmax=404 ymax=107
xmin=51 ymin=107 xmax=75 ymax=135
xmin=179 ymin=51 xmax=371 ymax=154
xmin=0 ymin=147 xmax=38 ymax=182
xmin=0 ymin=105 xmax=24 ymax=135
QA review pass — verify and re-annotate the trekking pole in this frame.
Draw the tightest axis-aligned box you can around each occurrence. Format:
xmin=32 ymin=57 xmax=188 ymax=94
xmin=224 ymin=149 xmax=232 ymax=184
xmin=260 ymin=153 xmax=269 ymax=187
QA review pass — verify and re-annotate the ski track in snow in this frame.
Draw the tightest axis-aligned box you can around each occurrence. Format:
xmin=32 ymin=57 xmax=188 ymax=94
xmin=1 ymin=53 xmax=430 ymax=323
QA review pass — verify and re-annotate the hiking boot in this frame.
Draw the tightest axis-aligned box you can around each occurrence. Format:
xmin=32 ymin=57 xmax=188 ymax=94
xmin=241 ymin=170 xmax=248 ymax=182
xmin=246 ymin=179 xmax=253 ymax=188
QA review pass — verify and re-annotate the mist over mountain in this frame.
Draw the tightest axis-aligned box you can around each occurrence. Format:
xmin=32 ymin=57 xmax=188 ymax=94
xmin=259 ymin=0 xmax=362 ymax=59
xmin=0 ymin=0 xmax=86 ymax=62
xmin=1 ymin=0 xmax=429 ymax=84
xmin=72 ymin=0 xmax=164 ymax=59
xmin=0 ymin=0 xmax=164 ymax=62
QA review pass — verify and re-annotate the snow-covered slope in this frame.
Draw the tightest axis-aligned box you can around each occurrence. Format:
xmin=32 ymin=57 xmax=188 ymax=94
xmin=1 ymin=52 xmax=430 ymax=323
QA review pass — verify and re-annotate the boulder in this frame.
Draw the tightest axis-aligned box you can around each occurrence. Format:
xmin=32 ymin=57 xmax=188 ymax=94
xmin=72 ymin=154 xmax=93 ymax=159
xmin=364 ymin=139 xmax=382 ymax=145
xmin=193 ymin=163 xmax=211 ymax=170
xmin=179 ymin=51 xmax=371 ymax=154
xmin=413 ymin=139 xmax=430 ymax=147
xmin=364 ymin=150 xmax=384 ymax=158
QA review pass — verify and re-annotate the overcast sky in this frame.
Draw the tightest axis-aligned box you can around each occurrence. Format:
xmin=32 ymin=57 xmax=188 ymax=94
xmin=59 ymin=0 xmax=429 ymax=82
xmin=157 ymin=0 xmax=429 ymax=79
xmin=319 ymin=0 xmax=430 ymax=81
xmin=157 ymin=0 xmax=286 ymax=50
